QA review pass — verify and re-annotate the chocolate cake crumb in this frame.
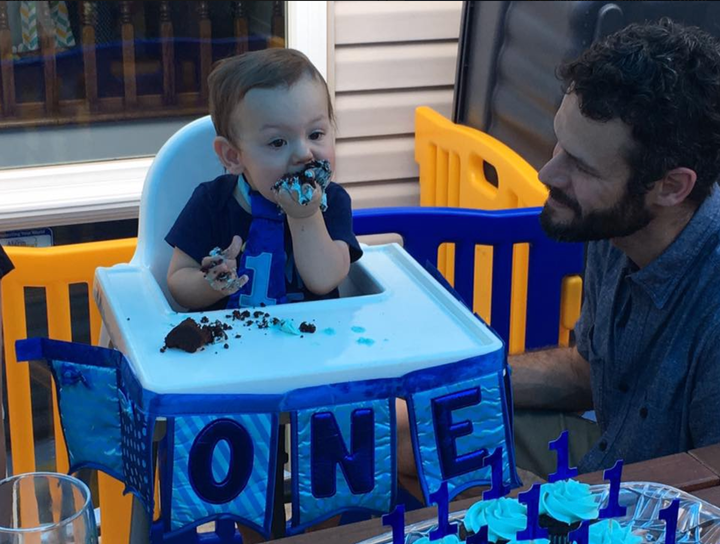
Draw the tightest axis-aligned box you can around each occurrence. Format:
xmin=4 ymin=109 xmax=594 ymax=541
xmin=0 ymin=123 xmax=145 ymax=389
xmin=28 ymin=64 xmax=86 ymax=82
xmin=240 ymin=310 xmax=251 ymax=319
xmin=253 ymin=311 xmax=265 ymax=318
xmin=235 ymin=334 xmax=242 ymax=339
xmin=299 ymin=322 xmax=317 ymax=334
xmin=232 ymin=310 xmax=243 ymax=320
xmin=164 ymin=318 xmax=213 ymax=353
xmin=223 ymin=343 xmax=229 ymax=349
xmin=200 ymin=316 xmax=209 ymax=324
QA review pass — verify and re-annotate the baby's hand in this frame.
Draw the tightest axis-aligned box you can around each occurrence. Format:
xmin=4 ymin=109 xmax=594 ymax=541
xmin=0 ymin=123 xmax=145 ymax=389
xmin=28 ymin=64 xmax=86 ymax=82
xmin=200 ymin=235 xmax=248 ymax=293
xmin=275 ymin=183 xmax=322 ymax=219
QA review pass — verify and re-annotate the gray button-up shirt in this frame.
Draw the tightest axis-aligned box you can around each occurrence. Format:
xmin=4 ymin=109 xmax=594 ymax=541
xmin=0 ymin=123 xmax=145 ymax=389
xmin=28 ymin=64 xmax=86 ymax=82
xmin=575 ymin=189 xmax=720 ymax=473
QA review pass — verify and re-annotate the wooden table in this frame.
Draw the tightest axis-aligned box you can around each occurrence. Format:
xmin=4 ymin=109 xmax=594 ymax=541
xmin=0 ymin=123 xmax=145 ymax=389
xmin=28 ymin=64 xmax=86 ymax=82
xmin=270 ymin=444 xmax=720 ymax=544
xmin=689 ymin=443 xmax=720 ymax=507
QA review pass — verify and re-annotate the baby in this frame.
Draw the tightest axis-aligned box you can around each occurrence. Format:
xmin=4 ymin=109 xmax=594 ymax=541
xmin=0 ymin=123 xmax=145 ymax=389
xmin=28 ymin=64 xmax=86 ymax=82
xmin=166 ymin=49 xmax=363 ymax=312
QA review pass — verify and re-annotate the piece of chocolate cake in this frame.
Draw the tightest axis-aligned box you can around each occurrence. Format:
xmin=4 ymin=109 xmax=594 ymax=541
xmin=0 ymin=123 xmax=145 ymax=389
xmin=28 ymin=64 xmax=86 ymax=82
xmin=271 ymin=160 xmax=332 ymax=210
xmin=164 ymin=318 xmax=213 ymax=353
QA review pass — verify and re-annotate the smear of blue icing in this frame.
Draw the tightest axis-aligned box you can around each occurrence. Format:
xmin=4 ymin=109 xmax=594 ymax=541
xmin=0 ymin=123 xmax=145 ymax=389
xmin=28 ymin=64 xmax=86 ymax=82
xmin=351 ymin=326 xmax=366 ymax=333
xmin=322 ymin=327 xmax=336 ymax=336
xmin=357 ymin=337 xmax=375 ymax=346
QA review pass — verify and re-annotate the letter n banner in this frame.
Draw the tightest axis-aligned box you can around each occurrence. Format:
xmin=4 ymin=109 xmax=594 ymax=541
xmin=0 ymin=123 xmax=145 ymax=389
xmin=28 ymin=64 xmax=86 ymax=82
xmin=290 ymin=399 xmax=395 ymax=533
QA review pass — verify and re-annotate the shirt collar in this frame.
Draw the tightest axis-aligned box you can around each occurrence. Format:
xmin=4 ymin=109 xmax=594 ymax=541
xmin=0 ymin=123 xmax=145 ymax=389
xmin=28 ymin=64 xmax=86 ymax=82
xmin=627 ymin=188 xmax=720 ymax=308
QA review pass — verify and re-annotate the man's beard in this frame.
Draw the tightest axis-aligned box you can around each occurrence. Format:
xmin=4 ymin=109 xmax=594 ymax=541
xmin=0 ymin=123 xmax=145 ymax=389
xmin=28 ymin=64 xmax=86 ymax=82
xmin=539 ymin=186 xmax=653 ymax=242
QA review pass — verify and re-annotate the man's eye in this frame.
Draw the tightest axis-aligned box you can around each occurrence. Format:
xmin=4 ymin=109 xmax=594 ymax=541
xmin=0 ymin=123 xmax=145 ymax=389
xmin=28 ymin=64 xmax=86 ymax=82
xmin=309 ymin=131 xmax=324 ymax=141
xmin=269 ymin=139 xmax=286 ymax=148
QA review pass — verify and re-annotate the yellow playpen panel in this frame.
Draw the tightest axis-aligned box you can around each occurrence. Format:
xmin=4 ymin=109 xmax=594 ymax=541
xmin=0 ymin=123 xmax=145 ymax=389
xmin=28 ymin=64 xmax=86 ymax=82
xmin=3 ymin=239 xmax=137 ymax=544
xmin=415 ymin=106 xmax=582 ymax=353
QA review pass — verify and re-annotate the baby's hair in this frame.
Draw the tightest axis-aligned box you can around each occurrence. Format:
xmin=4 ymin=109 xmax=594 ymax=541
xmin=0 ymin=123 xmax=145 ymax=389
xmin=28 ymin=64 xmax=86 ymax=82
xmin=208 ymin=48 xmax=333 ymax=142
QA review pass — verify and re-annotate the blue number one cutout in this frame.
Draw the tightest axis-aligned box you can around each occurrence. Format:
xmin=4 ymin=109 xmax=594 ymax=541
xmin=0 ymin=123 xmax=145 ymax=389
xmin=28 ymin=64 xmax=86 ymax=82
xmin=568 ymin=520 xmax=591 ymax=544
xmin=466 ymin=526 xmax=489 ymax=544
xmin=659 ymin=499 xmax=680 ymax=544
xmin=429 ymin=481 xmax=458 ymax=540
xmin=548 ymin=430 xmax=578 ymax=483
xmin=516 ymin=483 xmax=549 ymax=541
xmin=382 ymin=504 xmax=405 ymax=544
xmin=482 ymin=447 xmax=509 ymax=500
xmin=599 ymin=460 xmax=627 ymax=519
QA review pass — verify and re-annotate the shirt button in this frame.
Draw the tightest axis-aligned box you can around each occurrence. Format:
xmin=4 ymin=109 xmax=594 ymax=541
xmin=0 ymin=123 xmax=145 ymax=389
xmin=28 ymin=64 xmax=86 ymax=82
xmin=640 ymin=407 xmax=649 ymax=419
xmin=598 ymin=440 xmax=608 ymax=451
xmin=619 ymin=382 xmax=629 ymax=393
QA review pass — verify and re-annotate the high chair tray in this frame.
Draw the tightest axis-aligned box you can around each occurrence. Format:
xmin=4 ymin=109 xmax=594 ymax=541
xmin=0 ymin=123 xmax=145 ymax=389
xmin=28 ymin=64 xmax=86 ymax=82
xmin=94 ymin=243 xmax=503 ymax=396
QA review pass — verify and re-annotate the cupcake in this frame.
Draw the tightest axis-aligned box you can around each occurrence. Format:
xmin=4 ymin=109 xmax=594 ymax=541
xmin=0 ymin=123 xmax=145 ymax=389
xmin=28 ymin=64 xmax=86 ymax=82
xmin=581 ymin=519 xmax=642 ymax=544
xmin=539 ymin=480 xmax=600 ymax=544
xmin=271 ymin=160 xmax=332 ymax=211
xmin=463 ymin=497 xmax=528 ymax=543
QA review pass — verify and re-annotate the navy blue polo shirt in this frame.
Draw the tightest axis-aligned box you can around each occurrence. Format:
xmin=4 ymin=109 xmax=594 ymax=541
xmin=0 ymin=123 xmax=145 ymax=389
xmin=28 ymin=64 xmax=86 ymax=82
xmin=575 ymin=189 xmax=720 ymax=472
xmin=166 ymin=174 xmax=363 ymax=310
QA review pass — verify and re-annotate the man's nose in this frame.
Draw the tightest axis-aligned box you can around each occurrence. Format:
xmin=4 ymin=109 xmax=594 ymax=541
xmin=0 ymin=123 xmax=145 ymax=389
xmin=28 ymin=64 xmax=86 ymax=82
xmin=537 ymin=154 xmax=568 ymax=190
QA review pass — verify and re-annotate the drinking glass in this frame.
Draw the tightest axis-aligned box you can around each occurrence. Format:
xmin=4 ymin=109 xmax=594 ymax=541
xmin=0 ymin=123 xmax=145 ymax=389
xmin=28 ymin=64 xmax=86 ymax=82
xmin=0 ymin=472 xmax=98 ymax=543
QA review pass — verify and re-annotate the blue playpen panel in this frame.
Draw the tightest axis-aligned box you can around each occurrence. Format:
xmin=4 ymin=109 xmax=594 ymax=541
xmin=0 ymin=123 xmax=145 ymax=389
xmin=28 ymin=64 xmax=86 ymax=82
xmin=352 ymin=207 xmax=585 ymax=350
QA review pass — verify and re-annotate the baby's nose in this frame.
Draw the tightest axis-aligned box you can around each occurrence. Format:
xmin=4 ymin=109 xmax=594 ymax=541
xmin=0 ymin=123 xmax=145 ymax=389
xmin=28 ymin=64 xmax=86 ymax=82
xmin=292 ymin=141 xmax=314 ymax=164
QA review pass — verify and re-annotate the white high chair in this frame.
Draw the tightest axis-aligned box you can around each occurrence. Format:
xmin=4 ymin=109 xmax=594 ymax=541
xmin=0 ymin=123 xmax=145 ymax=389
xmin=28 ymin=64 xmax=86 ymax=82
xmin=90 ymin=115 xmax=506 ymax=542
xmin=132 ymin=115 xmax=223 ymax=311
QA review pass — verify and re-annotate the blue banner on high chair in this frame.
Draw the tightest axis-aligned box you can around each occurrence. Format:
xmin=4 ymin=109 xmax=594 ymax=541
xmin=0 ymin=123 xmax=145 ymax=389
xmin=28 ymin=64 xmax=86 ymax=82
xmin=118 ymin=389 xmax=155 ymax=511
xmin=290 ymin=398 xmax=395 ymax=533
xmin=50 ymin=359 xmax=124 ymax=478
xmin=407 ymin=370 xmax=518 ymax=502
xmin=167 ymin=413 xmax=278 ymax=536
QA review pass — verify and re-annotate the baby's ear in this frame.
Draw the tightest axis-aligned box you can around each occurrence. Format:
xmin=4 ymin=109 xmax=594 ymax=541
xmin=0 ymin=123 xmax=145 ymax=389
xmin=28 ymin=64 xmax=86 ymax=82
xmin=213 ymin=136 xmax=244 ymax=175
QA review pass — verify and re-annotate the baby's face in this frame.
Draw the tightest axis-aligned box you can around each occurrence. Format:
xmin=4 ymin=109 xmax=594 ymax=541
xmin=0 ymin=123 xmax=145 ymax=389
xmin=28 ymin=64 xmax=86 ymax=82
xmin=229 ymin=75 xmax=335 ymax=202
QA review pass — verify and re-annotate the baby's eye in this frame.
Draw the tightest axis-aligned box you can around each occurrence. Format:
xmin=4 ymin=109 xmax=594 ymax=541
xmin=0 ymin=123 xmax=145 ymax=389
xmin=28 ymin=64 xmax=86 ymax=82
xmin=309 ymin=131 xmax=324 ymax=141
xmin=269 ymin=139 xmax=286 ymax=148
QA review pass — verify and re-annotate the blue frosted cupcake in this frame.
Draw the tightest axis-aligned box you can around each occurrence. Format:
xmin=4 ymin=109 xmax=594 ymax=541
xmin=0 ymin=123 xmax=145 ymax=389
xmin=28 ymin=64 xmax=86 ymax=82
xmin=463 ymin=497 xmax=530 ymax=543
xmin=539 ymin=480 xmax=600 ymax=544
xmin=580 ymin=519 xmax=642 ymax=544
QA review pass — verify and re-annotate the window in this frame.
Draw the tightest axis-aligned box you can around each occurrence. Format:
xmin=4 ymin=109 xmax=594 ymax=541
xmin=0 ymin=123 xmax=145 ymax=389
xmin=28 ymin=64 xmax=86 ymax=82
xmin=0 ymin=1 xmax=286 ymax=168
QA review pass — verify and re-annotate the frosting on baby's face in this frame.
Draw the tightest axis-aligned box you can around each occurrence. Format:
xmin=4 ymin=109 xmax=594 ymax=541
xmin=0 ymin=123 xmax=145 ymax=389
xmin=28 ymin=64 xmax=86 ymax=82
xmin=272 ymin=160 xmax=332 ymax=212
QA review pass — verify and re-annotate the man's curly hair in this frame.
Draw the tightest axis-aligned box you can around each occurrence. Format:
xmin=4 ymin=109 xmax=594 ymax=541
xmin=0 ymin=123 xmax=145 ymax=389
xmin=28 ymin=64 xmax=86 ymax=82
xmin=558 ymin=18 xmax=720 ymax=204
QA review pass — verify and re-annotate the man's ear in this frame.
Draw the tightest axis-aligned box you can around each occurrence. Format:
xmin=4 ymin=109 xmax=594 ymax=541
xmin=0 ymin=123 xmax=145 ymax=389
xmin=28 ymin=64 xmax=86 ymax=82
xmin=650 ymin=167 xmax=697 ymax=207
xmin=213 ymin=136 xmax=244 ymax=175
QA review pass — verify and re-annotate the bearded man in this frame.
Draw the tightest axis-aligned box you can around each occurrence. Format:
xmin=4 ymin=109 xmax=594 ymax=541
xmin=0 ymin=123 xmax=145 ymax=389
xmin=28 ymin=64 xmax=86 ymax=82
xmin=399 ymin=18 xmax=720 ymax=492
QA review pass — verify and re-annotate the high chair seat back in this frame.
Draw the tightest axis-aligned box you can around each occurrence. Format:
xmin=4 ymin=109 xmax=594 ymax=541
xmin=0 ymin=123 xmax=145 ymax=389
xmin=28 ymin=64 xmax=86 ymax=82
xmin=132 ymin=115 xmax=222 ymax=309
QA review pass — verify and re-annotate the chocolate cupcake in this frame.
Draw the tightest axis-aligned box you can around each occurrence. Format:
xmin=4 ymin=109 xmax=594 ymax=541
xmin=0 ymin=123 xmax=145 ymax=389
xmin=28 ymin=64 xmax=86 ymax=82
xmin=538 ymin=480 xmax=600 ymax=544
xmin=271 ymin=160 xmax=332 ymax=211
xmin=463 ymin=497 xmax=529 ymax=543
